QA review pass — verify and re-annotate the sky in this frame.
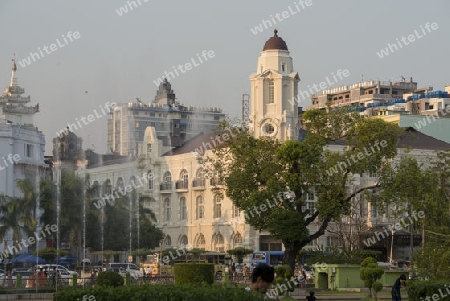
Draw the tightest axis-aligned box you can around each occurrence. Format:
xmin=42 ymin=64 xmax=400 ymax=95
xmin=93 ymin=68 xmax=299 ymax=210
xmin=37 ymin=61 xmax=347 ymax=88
xmin=0 ymin=0 xmax=449 ymax=155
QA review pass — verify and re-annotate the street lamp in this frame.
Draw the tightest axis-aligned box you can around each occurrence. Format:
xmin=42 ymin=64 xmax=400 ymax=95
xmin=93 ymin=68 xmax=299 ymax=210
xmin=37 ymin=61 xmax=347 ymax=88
xmin=159 ymin=242 xmax=162 ymax=276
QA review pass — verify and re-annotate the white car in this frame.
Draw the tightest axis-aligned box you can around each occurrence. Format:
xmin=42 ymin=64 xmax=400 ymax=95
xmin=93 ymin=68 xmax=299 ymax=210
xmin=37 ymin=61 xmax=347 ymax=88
xmin=34 ymin=264 xmax=78 ymax=277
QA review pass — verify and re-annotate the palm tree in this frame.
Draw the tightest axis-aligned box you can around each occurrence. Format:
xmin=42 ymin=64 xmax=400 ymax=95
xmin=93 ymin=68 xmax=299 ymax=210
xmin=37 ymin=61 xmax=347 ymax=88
xmin=0 ymin=179 xmax=37 ymax=256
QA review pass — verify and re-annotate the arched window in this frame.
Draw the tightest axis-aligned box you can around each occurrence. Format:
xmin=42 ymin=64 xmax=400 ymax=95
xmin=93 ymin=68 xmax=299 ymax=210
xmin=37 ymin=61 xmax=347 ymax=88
xmin=116 ymin=177 xmax=125 ymax=195
xmin=162 ymin=171 xmax=172 ymax=190
xmin=268 ymin=80 xmax=274 ymax=104
xmin=214 ymin=234 xmax=225 ymax=252
xmin=93 ymin=181 xmax=100 ymax=197
xmin=147 ymin=170 xmax=153 ymax=190
xmin=180 ymin=169 xmax=188 ymax=189
xmin=179 ymin=235 xmax=188 ymax=247
xmin=196 ymin=234 xmax=205 ymax=248
xmin=164 ymin=198 xmax=171 ymax=221
xmin=213 ymin=194 xmax=223 ymax=219
xmin=233 ymin=233 xmax=243 ymax=247
xmin=196 ymin=196 xmax=204 ymax=219
xmin=180 ymin=197 xmax=187 ymax=220
xmin=194 ymin=168 xmax=205 ymax=187
xmin=164 ymin=235 xmax=172 ymax=247
xmin=103 ymin=179 xmax=111 ymax=195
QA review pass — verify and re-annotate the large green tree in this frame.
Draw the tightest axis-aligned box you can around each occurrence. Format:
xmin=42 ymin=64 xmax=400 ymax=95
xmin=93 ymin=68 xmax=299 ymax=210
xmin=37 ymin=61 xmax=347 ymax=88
xmin=209 ymin=111 xmax=402 ymax=272
xmin=384 ymin=151 xmax=450 ymax=280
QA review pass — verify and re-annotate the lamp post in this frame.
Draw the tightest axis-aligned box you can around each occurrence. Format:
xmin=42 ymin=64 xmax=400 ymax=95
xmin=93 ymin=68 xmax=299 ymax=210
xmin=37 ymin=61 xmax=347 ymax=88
xmin=389 ymin=205 xmax=397 ymax=264
xmin=159 ymin=242 xmax=162 ymax=276
xmin=409 ymin=204 xmax=414 ymax=279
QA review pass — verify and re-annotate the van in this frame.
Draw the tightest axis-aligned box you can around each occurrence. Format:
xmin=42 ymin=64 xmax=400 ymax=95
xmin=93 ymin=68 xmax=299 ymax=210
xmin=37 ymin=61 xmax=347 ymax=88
xmin=108 ymin=263 xmax=141 ymax=279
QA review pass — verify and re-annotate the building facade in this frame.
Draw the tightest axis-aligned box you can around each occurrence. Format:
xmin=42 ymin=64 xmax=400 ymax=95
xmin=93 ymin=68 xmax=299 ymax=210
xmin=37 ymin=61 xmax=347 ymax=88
xmin=0 ymin=60 xmax=47 ymax=253
xmin=107 ymin=79 xmax=225 ymax=156
xmin=0 ymin=60 xmax=46 ymax=197
xmin=81 ymin=31 xmax=450 ymax=265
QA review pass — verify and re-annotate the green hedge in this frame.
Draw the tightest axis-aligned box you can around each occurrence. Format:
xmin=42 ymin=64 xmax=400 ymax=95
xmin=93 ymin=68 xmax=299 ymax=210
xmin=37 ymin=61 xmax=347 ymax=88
xmin=174 ymin=263 xmax=214 ymax=285
xmin=95 ymin=271 xmax=124 ymax=287
xmin=407 ymin=280 xmax=450 ymax=301
xmin=52 ymin=284 xmax=265 ymax=301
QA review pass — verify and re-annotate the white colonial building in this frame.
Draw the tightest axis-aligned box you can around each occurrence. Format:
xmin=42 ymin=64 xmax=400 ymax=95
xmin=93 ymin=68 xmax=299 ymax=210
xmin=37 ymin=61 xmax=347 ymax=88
xmin=0 ymin=60 xmax=47 ymax=252
xmin=0 ymin=60 xmax=46 ymax=197
xmin=79 ymin=30 xmax=450 ymax=264
xmin=81 ymin=30 xmax=301 ymax=257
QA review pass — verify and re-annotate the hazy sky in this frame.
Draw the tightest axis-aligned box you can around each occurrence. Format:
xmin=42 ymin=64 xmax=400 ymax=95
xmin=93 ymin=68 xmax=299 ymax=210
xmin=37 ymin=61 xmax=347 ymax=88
xmin=0 ymin=0 xmax=449 ymax=155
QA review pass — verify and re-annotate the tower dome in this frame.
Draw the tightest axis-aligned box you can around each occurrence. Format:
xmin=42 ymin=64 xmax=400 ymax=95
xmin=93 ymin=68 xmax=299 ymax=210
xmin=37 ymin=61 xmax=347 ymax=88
xmin=263 ymin=29 xmax=288 ymax=51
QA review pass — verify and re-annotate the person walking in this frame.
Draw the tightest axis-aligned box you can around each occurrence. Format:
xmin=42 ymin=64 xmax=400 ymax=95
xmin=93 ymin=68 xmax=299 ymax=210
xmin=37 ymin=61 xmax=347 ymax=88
xmin=391 ymin=274 xmax=406 ymax=301
xmin=306 ymin=291 xmax=316 ymax=301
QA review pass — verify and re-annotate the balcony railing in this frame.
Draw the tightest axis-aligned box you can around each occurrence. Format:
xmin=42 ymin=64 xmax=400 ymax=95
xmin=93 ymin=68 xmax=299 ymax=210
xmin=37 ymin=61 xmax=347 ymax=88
xmin=160 ymin=182 xmax=172 ymax=192
xmin=4 ymin=104 xmax=39 ymax=114
xmin=210 ymin=177 xmax=224 ymax=186
xmin=175 ymin=180 xmax=188 ymax=190
xmin=192 ymin=178 xmax=206 ymax=189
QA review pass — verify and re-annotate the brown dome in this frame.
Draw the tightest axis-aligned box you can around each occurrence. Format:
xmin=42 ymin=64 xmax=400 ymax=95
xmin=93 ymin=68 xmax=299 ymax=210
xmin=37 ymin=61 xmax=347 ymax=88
xmin=263 ymin=29 xmax=288 ymax=51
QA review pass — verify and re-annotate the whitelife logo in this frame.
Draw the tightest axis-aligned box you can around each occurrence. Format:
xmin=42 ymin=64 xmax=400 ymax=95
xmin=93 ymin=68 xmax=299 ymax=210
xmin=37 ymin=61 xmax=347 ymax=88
xmin=0 ymin=153 xmax=21 ymax=171
xmin=0 ymin=224 xmax=57 ymax=259
xmin=18 ymin=31 xmax=81 ymax=68
xmin=250 ymin=0 xmax=313 ymax=35
xmin=326 ymin=140 xmax=388 ymax=176
xmin=193 ymin=125 xmax=248 ymax=156
xmin=153 ymin=50 xmax=215 ymax=87
xmin=362 ymin=211 xmax=425 ymax=247
xmin=288 ymin=69 xmax=350 ymax=106
xmin=115 ymin=0 xmax=149 ymax=16
xmin=376 ymin=22 xmax=438 ymax=58
xmin=55 ymin=102 xmax=117 ymax=137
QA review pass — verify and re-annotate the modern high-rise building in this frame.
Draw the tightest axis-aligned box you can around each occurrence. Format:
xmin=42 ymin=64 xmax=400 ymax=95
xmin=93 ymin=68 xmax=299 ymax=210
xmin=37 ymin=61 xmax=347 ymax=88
xmin=107 ymin=79 xmax=225 ymax=156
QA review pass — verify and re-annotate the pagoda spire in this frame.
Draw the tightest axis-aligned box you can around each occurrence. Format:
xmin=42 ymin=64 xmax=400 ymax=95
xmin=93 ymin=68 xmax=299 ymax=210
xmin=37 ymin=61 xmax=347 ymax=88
xmin=10 ymin=54 xmax=18 ymax=87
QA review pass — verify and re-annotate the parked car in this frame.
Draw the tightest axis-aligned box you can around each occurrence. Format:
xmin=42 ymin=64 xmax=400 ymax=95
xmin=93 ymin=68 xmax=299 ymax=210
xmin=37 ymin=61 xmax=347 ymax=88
xmin=108 ymin=263 xmax=141 ymax=280
xmin=34 ymin=264 xmax=78 ymax=277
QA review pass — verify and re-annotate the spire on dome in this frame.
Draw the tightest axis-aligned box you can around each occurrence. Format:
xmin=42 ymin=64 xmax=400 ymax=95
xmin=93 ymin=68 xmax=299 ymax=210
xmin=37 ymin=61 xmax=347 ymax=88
xmin=3 ymin=54 xmax=25 ymax=96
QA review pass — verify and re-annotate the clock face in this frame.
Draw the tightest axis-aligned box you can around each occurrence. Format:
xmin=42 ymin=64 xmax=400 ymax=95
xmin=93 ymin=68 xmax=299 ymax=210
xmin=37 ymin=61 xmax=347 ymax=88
xmin=262 ymin=122 xmax=277 ymax=136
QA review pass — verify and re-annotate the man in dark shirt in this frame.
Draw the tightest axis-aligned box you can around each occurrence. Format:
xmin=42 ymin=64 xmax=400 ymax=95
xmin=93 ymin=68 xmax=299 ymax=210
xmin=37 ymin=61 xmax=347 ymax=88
xmin=391 ymin=274 xmax=406 ymax=301
xmin=306 ymin=291 xmax=316 ymax=301
xmin=244 ymin=263 xmax=275 ymax=294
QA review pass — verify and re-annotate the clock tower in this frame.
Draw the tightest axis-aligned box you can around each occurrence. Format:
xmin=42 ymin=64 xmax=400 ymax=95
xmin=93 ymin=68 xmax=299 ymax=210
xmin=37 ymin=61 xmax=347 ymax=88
xmin=249 ymin=30 xmax=300 ymax=142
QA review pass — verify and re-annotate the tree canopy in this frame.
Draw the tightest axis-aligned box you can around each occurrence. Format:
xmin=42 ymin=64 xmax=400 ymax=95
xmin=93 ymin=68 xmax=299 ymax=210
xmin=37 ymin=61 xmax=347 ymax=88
xmin=208 ymin=110 xmax=403 ymax=272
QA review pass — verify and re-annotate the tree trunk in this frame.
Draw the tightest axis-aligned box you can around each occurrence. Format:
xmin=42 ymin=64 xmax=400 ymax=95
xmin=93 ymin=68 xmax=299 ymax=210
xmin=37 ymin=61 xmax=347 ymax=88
xmin=282 ymin=241 xmax=302 ymax=273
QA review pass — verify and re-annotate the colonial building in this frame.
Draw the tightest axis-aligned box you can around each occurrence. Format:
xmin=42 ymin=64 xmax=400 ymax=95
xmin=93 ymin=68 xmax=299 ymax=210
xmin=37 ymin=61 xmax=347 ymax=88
xmin=80 ymin=30 xmax=450 ymax=265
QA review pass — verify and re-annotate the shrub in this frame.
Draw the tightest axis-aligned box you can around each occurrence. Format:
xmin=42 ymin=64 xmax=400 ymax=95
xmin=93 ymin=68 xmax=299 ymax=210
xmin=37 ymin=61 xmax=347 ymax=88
xmin=95 ymin=271 xmax=124 ymax=287
xmin=360 ymin=257 xmax=384 ymax=299
xmin=174 ymin=263 xmax=214 ymax=285
xmin=407 ymin=280 xmax=450 ymax=301
xmin=53 ymin=284 xmax=264 ymax=301
xmin=272 ymin=264 xmax=295 ymax=296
